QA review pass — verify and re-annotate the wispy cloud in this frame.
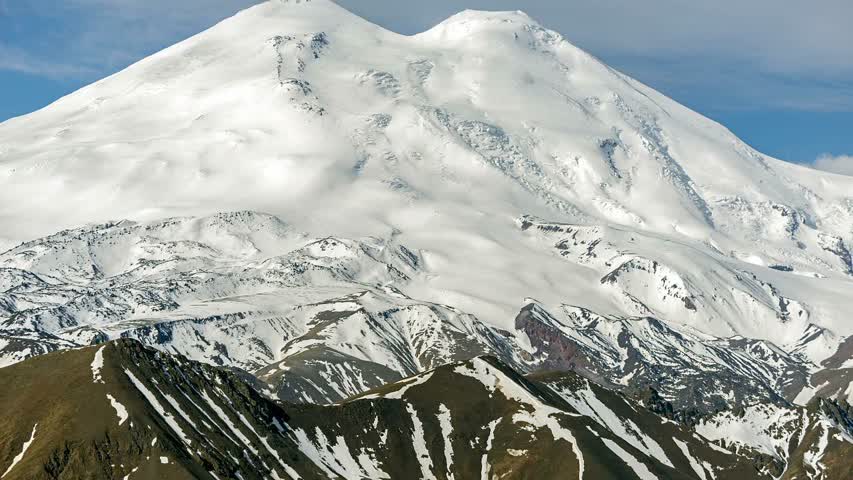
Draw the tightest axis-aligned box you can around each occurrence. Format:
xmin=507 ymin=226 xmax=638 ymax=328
xmin=0 ymin=44 xmax=94 ymax=78
xmin=812 ymin=154 xmax=853 ymax=176
xmin=1 ymin=0 xmax=258 ymax=79
xmin=604 ymin=54 xmax=853 ymax=113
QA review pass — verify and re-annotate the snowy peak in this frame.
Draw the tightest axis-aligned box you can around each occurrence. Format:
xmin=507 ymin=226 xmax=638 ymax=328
xmin=2 ymin=0 xmax=851 ymax=270
xmin=419 ymin=8 xmax=545 ymax=40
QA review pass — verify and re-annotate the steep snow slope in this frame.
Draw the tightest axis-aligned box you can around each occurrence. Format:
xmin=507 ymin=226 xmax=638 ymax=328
xmin=0 ymin=0 xmax=851 ymax=371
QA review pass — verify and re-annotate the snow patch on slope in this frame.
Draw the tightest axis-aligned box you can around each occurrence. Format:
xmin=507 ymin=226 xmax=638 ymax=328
xmin=1 ymin=423 xmax=37 ymax=478
xmin=107 ymin=394 xmax=129 ymax=426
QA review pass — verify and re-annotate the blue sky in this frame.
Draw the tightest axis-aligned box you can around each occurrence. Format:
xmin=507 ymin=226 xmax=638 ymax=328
xmin=1 ymin=0 xmax=851 ymax=172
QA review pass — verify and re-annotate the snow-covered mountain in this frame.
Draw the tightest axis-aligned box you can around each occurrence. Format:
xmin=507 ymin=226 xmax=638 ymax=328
xmin=1 ymin=0 xmax=851 ymax=334
xmin=1 ymin=1 xmax=853 ymax=477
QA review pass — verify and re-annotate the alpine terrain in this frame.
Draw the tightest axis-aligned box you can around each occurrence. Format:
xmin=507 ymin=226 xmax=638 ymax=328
xmin=1 ymin=1 xmax=852 ymax=478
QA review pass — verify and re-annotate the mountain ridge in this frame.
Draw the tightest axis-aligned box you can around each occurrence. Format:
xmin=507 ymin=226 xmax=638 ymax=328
xmin=3 ymin=339 xmax=852 ymax=479
xmin=1 ymin=1 xmax=853 ymax=477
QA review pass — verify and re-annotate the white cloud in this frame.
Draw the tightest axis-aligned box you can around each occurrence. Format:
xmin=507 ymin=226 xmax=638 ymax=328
xmin=812 ymin=154 xmax=853 ymax=176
